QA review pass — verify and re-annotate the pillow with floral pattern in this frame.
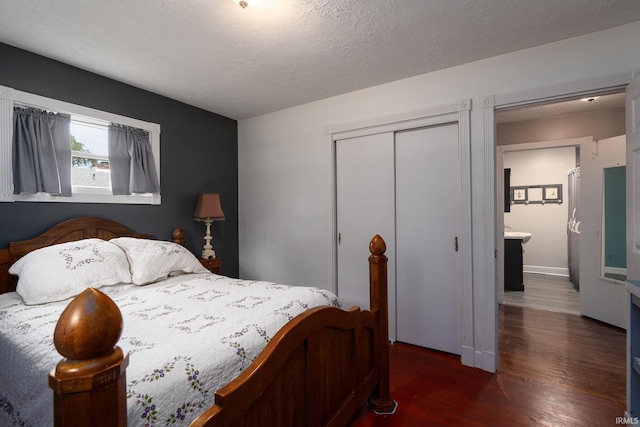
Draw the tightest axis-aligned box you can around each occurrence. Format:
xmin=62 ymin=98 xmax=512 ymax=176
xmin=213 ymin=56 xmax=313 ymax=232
xmin=9 ymin=238 xmax=132 ymax=305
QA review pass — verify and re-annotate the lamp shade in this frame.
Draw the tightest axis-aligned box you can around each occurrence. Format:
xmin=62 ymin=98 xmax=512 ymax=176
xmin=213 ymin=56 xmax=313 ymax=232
xmin=193 ymin=193 xmax=225 ymax=221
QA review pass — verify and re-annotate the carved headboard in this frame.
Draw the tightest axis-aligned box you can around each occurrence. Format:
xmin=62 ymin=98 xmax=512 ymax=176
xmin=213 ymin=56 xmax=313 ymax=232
xmin=0 ymin=217 xmax=151 ymax=294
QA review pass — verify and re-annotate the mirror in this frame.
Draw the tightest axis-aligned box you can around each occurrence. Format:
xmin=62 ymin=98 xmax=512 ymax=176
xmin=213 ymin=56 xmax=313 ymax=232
xmin=602 ymin=165 xmax=626 ymax=281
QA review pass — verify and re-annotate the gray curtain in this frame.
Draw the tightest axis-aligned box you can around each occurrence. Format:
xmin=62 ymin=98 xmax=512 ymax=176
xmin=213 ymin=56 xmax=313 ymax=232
xmin=567 ymin=167 xmax=580 ymax=290
xmin=12 ymin=107 xmax=72 ymax=196
xmin=108 ymin=124 xmax=160 ymax=195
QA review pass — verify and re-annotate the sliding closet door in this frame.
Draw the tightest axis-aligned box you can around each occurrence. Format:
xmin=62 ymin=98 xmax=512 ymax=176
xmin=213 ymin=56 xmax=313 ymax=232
xmin=336 ymin=133 xmax=396 ymax=325
xmin=395 ymin=124 xmax=461 ymax=355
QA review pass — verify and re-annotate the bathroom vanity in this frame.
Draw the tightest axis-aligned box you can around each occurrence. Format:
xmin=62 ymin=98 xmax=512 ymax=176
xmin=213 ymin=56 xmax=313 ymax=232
xmin=504 ymin=238 xmax=524 ymax=291
xmin=504 ymin=232 xmax=532 ymax=291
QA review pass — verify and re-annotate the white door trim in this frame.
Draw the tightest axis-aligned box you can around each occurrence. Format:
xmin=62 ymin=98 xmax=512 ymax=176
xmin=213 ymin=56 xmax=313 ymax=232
xmin=326 ymin=100 xmax=474 ymax=367
xmin=482 ymin=70 xmax=635 ymax=373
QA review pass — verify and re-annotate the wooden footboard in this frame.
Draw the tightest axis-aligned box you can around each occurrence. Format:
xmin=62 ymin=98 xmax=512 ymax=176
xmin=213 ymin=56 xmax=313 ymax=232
xmin=192 ymin=235 xmax=393 ymax=426
xmin=192 ymin=306 xmax=377 ymax=427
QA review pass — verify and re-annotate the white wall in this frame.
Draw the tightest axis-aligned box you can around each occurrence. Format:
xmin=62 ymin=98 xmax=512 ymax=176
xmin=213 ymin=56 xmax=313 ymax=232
xmin=504 ymin=147 xmax=576 ymax=275
xmin=238 ymin=21 xmax=640 ymax=370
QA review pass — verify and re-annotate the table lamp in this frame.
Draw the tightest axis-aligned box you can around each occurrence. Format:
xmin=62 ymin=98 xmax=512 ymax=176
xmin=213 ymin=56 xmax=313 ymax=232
xmin=193 ymin=193 xmax=225 ymax=258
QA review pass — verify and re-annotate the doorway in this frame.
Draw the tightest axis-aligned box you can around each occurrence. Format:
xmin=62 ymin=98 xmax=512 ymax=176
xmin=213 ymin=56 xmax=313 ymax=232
xmin=495 ymin=92 xmax=626 ymax=317
xmin=499 ymin=142 xmax=582 ymax=315
xmin=494 ymin=91 xmax=627 ymax=384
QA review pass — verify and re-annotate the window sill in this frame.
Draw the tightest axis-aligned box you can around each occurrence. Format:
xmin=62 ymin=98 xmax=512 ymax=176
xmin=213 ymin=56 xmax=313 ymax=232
xmin=12 ymin=192 xmax=161 ymax=205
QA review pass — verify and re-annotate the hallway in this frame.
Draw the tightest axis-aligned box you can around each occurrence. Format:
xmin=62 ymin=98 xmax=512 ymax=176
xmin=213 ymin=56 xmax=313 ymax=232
xmin=503 ymin=272 xmax=580 ymax=315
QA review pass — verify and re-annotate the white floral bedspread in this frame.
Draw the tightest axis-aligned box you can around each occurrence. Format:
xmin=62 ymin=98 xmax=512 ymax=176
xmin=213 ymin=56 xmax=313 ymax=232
xmin=0 ymin=273 xmax=339 ymax=426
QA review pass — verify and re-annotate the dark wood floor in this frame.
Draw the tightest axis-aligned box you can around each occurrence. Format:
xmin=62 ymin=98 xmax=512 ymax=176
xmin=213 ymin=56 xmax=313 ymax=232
xmin=348 ymin=304 xmax=626 ymax=426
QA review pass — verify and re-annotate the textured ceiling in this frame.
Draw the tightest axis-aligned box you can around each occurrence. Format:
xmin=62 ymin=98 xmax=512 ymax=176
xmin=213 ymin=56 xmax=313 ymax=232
xmin=1 ymin=0 xmax=639 ymax=119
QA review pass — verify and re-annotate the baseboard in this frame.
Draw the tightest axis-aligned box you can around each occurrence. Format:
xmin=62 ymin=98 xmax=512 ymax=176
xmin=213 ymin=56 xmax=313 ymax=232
xmin=481 ymin=350 xmax=497 ymax=373
xmin=461 ymin=346 xmax=496 ymax=373
xmin=461 ymin=345 xmax=476 ymax=369
xmin=523 ymin=265 xmax=569 ymax=277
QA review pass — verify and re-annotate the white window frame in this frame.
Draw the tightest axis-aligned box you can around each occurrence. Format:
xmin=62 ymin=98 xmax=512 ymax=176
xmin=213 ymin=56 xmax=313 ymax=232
xmin=0 ymin=85 xmax=161 ymax=204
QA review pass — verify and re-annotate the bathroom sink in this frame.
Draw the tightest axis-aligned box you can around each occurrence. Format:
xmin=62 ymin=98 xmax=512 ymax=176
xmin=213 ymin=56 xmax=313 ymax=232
xmin=504 ymin=231 xmax=532 ymax=244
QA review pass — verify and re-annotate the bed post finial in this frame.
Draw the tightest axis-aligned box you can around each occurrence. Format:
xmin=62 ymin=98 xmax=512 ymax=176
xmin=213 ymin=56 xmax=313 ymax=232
xmin=49 ymin=288 xmax=128 ymax=427
xmin=369 ymin=234 xmax=386 ymax=256
xmin=368 ymin=235 xmax=396 ymax=414
xmin=53 ymin=288 xmax=122 ymax=358
xmin=172 ymin=227 xmax=185 ymax=246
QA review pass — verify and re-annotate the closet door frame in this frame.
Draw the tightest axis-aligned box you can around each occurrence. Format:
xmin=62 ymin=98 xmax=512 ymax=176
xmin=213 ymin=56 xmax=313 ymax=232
xmin=326 ymin=100 xmax=474 ymax=366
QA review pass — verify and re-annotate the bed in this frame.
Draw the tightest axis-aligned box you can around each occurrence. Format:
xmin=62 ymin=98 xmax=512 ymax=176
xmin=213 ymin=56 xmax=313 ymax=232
xmin=0 ymin=217 xmax=394 ymax=426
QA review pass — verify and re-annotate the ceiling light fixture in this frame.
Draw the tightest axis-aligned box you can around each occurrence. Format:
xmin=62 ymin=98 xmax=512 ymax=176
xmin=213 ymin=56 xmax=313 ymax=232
xmin=232 ymin=0 xmax=261 ymax=8
xmin=580 ymin=96 xmax=600 ymax=102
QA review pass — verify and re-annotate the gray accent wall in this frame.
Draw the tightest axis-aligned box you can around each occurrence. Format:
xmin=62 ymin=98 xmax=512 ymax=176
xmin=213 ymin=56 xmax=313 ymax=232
xmin=0 ymin=43 xmax=239 ymax=278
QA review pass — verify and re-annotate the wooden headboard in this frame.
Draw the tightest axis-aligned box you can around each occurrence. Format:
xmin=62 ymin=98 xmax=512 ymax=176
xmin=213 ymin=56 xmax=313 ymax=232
xmin=0 ymin=217 xmax=151 ymax=294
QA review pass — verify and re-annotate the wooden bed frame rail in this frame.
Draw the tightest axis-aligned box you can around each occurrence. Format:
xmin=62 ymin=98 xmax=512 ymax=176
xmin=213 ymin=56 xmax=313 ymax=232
xmin=0 ymin=217 xmax=394 ymax=427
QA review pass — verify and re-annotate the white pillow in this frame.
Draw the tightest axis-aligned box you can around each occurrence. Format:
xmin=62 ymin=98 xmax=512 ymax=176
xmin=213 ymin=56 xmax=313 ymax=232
xmin=9 ymin=238 xmax=133 ymax=305
xmin=110 ymin=237 xmax=209 ymax=285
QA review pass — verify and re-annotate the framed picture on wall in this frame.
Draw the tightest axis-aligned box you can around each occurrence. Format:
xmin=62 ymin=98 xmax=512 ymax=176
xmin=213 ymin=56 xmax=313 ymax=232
xmin=511 ymin=186 xmax=527 ymax=204
xmin=542 ymin=184 xmax=562 ymax=204
xmin=544 ymin=186 xmax=559 ymax=200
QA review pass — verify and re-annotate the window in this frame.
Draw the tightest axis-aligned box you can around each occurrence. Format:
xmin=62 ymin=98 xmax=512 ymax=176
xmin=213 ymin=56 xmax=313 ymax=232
xmin=0 ymin=85 xmax=161 ymax=204
xmin=70 ymin=120 xmax=111 ymax=192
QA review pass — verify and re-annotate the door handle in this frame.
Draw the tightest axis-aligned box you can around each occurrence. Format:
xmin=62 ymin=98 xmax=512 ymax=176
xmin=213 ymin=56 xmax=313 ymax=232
xmin=338 ymin=232 xmax=341 ymax=245
xmin=454 ymin=236 xmax=459 ymax=252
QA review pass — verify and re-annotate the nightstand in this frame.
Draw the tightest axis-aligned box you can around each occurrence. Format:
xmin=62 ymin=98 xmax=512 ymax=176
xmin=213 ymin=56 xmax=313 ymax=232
xmin=199 ymin=257 xmax=221 ymax=274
